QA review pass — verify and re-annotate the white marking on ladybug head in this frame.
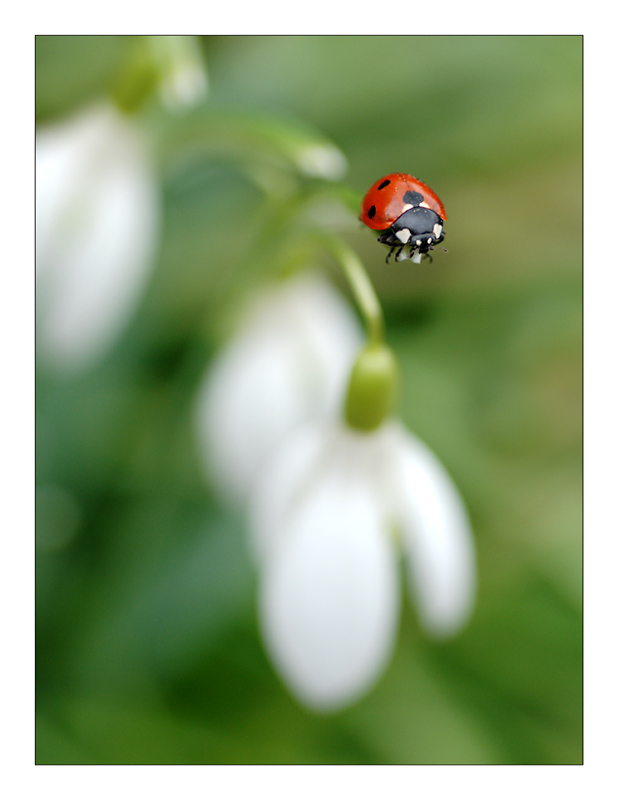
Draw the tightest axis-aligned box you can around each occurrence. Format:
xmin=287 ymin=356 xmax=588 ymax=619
xmin=395 ymin=228 xmax=411 ymax=244
xmin=427 ymin=237 xmax=432 ymax=244
xmin=416 ymin=240 xmax=422 ymax=247
xmin=433 ymin=223 xmax=442 ymax=238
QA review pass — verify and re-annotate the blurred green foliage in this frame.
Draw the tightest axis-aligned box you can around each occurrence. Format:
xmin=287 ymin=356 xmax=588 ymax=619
xmin=36 ymin=35 xmax=582 ymax=764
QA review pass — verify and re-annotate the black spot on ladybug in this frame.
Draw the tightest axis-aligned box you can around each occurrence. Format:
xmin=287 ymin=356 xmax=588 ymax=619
xmin=368 ymin=205 xmax=376 ymax=219
xmin=378 ymin=180 xmax=391 ymax=190
xmin=403 ymin=190 xmax=424 ymax=205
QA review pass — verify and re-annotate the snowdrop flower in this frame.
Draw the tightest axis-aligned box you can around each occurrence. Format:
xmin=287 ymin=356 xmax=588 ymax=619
xmin=250 ymin=416 xmax=476 ymax=711
xmin=240 ymin=270 xmax=475 ymax=710
xmin=36 ymin=101 xmax=159 ymax=371
xmin=195 ymin=273 xmax=363 ymax=504
xmin=198 ymin=261 xmax=476 ymax=712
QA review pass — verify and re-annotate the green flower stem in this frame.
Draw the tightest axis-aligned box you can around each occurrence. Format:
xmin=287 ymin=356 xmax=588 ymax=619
xmin=316 ymin=233 xmax=399 ymax=431
xmin=158 ymin=110 xmax=346 ymax=185
xmin=317 ymin=233 xmax=384 ymax=347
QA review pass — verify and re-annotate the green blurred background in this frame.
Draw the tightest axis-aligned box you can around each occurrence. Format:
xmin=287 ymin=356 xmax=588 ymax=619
xmin=35 ymin=36 xmax=582 ymax=764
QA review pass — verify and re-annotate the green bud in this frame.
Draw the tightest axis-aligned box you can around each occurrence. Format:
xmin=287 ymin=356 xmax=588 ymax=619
xmin=111 ymin=40 xmax=159 ymax=114
xmin=344 ymin=344 xmax=398 ymax=432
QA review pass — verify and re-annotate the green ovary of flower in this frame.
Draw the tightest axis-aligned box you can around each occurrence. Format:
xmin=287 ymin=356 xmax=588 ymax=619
xmin=344 ymin=344 xmax=399 ymax=432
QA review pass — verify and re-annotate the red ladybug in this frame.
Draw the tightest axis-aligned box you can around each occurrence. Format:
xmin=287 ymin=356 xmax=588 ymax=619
xmin=360 ymin=173 xmax=447 ymax=263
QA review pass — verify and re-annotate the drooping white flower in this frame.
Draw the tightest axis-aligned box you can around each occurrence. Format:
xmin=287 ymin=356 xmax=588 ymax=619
xmin=36 ymin=101 xmax=160 ymax=371
xmin=194 ymin=273 xmax=363 ymax=504
xmin=195 ymin=267 xmax=476 ymax=712
xmin=250 ymin=420 xmax=476 ymax=711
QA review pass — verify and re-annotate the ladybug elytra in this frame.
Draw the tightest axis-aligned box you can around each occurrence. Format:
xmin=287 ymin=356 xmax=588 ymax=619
xmin=360 ymin=173 xmax=447 ymax=263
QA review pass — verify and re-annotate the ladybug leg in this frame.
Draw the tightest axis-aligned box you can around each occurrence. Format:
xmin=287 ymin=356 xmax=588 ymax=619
xmin=385 ymin=245 xmax=401 ymax=264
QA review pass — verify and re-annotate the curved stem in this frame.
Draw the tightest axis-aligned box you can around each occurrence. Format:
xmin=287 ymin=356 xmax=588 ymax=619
xmin=317 ymin=233 xmax=384 ymax=346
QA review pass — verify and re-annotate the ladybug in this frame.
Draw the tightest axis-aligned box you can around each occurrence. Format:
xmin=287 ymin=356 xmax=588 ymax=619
xmin=360 ymin=173 xmax=447 ymax=263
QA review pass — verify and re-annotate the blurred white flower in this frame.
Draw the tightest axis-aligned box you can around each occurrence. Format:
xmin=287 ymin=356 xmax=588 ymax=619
xmin=194 ymin=273 xmax=363 ymax=504
xmin=295 ymin=144 xmax=347 ymax=181
xmin=196 ymin=268 xmax=475 ymax=712
xmin=36 ymin=101 xmax=160 ymax=371
xmin=152 ymin=35 xmax=208 ymax=112
xmin=250 ymin=420 xmax=476 ymax=712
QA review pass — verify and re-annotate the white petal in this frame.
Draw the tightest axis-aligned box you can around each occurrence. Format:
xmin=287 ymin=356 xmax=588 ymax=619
xmin=250 ymin=423 xmax=394 ymax=561
xmin=385 ymin=423 xmax=476 ymax=637
xmin=259 ymin=459 xmax=400 ymax=711
xmin=249 ymin=423 xmax=329 ymax=562
xmin=194 ymin=273 xmax=362 ymax=503
xmin=196 ymin=331 xmax=307 ymax=505
xmin=36 ymin=102 xmax=159 ymax=370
